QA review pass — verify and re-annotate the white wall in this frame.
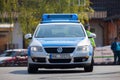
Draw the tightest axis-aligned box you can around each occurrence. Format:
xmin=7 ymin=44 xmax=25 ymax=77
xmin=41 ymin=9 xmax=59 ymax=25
xmin=91 ymin=23 xmax=103 ymax=47
xmin=12 ymin=22 xmax=23 ymax=48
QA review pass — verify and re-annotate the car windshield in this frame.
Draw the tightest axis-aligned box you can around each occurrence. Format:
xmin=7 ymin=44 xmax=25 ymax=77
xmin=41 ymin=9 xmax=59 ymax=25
xmin=35 ymin=24 xmax=85 ymax=38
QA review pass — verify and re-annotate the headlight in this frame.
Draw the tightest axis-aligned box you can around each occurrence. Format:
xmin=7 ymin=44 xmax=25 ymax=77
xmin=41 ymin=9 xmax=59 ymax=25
xmin=31 ymin=46 xmax=43 ymax=52
xmin=76 ymin=46 xmax=89 ymax=51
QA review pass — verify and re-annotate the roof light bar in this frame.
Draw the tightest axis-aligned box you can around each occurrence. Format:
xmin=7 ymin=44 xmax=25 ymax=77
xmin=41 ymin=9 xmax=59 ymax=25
xmin=41 ymin=14 xmax=79 ymax=23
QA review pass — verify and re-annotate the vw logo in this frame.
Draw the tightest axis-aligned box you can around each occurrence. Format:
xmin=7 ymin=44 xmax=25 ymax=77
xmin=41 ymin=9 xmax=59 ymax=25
xmin=57 ymin=47 xmax=63 ymax=53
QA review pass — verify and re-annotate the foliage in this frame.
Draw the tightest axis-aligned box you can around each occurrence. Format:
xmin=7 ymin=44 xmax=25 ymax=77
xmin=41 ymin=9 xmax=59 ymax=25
xmin=0 ymin=0 xmax=93 ymax=34
xmin=0 ymin=0 xmax=93 ymax=46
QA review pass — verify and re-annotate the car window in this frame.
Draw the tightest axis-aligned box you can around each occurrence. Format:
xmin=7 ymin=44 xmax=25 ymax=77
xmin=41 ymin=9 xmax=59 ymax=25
xmin=4 ymin=51 xmax=16 ymax=57
xmin=35 ymin=24 xmax=85 ymax=38
xmin=0 ymin=53 xmax=6 ymax=57
xmin=15 ymin=51 xmax=27 ymax=57
xmin=19 ymin=52 xmax=27 ymax=57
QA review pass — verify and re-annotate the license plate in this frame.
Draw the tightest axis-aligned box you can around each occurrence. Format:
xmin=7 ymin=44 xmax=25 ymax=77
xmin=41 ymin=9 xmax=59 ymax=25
xmin=50 ymin=54 xmax=71 ymax=59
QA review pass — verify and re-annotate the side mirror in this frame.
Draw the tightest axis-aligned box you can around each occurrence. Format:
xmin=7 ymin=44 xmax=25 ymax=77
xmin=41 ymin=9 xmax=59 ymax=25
xmin=88 ymin=33 xmax=96 ymax=38
xmin=25 ymin=33 xmax=32 ymax=39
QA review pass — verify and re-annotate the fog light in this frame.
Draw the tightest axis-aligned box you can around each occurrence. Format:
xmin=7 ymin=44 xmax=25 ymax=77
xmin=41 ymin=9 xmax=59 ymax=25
xmin=82 ymin=58 xmax=86 ymax=61
xmin=34 ymin=59 xmax=38 ymax=62
xmin=85 ymin=56 xmax=89 ymax=58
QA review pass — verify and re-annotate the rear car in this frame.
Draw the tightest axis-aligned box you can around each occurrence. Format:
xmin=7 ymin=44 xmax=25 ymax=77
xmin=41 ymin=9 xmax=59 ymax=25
xmin=25 ymin=14 xmax=96 ymax=73
xmin=0 ymin=49 xmax=27 ymax=66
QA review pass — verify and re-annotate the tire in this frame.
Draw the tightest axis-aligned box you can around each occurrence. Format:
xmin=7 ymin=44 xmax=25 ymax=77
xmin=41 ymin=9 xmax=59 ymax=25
xmin=28 ymin=64 xmax=38 ymax=73
xmin=84 ymin=58 xmax=94 ymax=72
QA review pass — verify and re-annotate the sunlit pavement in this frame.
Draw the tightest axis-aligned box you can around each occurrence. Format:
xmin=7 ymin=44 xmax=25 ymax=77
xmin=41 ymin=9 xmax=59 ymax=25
xmin=0 ymin=66 xmax=120 ymax=80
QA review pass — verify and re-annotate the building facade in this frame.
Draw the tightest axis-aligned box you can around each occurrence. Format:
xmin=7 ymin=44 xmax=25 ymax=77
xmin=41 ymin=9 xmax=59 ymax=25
xmin=89 ymin=0 xmax=120 ymax=46
xmin=0 ymin=23 xmax=23 ymax=53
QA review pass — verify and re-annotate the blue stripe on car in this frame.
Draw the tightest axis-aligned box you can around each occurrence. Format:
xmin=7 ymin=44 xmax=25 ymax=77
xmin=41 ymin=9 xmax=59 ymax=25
xmin=28 ymin=47 xmax=31 ymax=56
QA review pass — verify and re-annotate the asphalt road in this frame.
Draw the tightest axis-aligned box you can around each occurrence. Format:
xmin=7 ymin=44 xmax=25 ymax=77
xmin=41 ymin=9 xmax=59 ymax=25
xmin=0 ymin=65 xmax=120 ymax=80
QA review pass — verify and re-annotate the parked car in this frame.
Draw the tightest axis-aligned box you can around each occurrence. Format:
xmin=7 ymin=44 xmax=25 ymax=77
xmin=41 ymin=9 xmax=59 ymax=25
xmin=0 ymin=49 xmax=27 ymax=66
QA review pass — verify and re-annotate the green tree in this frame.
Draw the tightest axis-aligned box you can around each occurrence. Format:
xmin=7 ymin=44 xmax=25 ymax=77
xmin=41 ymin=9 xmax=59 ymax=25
xmin=0 ymin=0 xmax=93 ymax=34
xmin=0 ymin=0 xmax=93 ymax=47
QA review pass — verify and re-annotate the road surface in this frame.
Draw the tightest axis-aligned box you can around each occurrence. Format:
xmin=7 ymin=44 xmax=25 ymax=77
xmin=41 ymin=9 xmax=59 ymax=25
xmin=0 ymin=66 xmax=120 ymax=80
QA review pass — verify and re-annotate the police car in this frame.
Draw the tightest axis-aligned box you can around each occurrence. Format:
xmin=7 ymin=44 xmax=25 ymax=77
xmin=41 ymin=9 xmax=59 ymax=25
xmin=25 ymin=14 xmax=96 ymax=73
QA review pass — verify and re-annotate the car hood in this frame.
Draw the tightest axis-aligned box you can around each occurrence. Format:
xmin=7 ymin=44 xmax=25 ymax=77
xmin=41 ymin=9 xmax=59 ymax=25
xmin=30 ymin=37 xmax=90 ymax=47
xmin=0 ymin=57 xmax=12 ymax=61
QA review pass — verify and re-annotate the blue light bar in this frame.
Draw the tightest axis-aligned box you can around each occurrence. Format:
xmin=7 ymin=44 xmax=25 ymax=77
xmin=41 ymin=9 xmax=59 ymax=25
xmin=41 ymin=14 xmax=79 ymax=23
xmin=41 ymin=20 xmax=79 ymax=23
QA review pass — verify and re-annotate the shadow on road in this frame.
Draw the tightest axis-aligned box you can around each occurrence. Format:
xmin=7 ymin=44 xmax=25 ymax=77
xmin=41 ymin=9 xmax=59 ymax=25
xmin=38 ymin=69 xmax=85 ymax=74
xmin=10 ymin=69 xmax=85 ymax=75
xmin=10 ymin=70 xmax=28 ymax=74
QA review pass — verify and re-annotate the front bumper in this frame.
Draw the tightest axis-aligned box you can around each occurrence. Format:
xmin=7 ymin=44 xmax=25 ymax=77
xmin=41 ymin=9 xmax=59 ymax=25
xmin=28 ymin=56 xmax=92 ymax=68
xmin=28 ymin=62 xmax=91 ymax=69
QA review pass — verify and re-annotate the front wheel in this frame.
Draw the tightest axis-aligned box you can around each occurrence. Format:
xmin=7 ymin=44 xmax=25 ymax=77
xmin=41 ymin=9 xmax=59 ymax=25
xmin=28 ymin=64 xmax=38 ymax=73
xmin=84 ymin=58 xmax=94 ymax=72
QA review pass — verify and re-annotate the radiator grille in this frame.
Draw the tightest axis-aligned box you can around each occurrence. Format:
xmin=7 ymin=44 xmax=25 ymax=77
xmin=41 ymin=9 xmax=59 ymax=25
xmin=44 ymin=47 xmax=75 ymax=53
